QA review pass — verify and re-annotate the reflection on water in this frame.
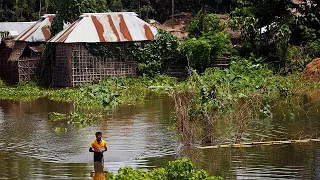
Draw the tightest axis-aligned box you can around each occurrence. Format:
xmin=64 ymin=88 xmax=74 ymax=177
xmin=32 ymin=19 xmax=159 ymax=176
xmin=183 ymin=143 xmax=320 ymax=179
xmin=182 ymin=95 xmax=320 ymax=179
xmin=0 ymin=94 xmax=319 ymax=179
xmin=0 ymin=95 xmax=177 ymax=179
xmin=90 ymin=162 xmax=108 ymax=180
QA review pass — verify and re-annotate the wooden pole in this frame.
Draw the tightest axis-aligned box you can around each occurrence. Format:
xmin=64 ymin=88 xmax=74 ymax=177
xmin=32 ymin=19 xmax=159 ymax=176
xmin=197 ymin=138 xmax=320 ymax=149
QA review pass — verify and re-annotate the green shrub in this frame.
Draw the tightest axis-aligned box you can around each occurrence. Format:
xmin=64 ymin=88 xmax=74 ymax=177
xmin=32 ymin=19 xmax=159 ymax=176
xmin=188 ymin=11 xmax=225 ymax=38
xmin=108 ymin=158 xmax=221 ymax=180
xmin=182 ymin=32 xmax=230 ymax=73
xmin=0 ymin=82 xmax=45 ymax=101
xmin=0 ymin=79 xmax=5 ymax=87
xmin=306 ymin=39 xmax=320 ymax=58
xmin=132 ymin=30 xmax=182 ymax=77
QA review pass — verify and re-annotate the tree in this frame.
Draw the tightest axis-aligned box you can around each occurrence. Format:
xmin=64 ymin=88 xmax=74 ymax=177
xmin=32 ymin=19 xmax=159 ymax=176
xmin=0 ymin=0 xmax=15 ymax=21
xmin=290 ymin=0 xmax=319 ymax=45
xmin=55 ymin=0 xmax=107 ymax=23
xmin=13 ymin=0 xmax=38 ymax=21
xmin=106 ymin=0 xmax=123 ymax=12
xmin=184 ymin=13 xmax=230 ymax=73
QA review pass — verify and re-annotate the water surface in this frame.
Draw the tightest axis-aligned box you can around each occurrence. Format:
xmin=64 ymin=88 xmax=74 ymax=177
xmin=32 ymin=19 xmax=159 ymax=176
xmin=0 ymin=95 xmax=319 ymax=179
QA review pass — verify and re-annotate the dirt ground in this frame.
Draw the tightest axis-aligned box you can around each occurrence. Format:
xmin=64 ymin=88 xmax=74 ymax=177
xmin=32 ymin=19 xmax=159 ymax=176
xmin=302 ymin=58 xmax=320 ymax=82
xmin=150 ymin=12 xmax=192 ymax=41
xmin=150 ymin=12 xmax=240 ymax=42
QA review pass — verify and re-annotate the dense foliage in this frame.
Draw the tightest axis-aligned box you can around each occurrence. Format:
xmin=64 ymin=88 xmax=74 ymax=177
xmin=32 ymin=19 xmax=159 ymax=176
xmin=108 ymin=158 xmax=222 ymax=180
xmin=131 ymin=30 xmax=182 ymax=76
xmin=49 ymin=111 xmax=104 ymax=131
xmin=229 ymin=0 xmax=319 ymax=74
xmin=0 ymin=75 xmax=176 ymax=106
xmin=172 ymin=56 xmax=320 ymax=144
xmin=0 ymin=0 xmax=236 ymax=22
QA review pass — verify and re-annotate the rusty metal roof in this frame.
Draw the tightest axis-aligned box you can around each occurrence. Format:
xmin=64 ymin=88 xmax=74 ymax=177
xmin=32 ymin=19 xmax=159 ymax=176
xmin=49 ymin=12 xmax=158 ymax=43
xmin=0 ymin=22 xmax=36 ymax=37
xmin=15 ymin=14 xmax=55 ymax=42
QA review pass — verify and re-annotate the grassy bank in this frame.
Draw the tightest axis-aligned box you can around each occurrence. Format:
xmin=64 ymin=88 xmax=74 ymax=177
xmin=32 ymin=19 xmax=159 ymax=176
xmin=1 ymin=61 xmax=320 ymax=137
xmin=0 ymin=75 xmax=177 ymax=108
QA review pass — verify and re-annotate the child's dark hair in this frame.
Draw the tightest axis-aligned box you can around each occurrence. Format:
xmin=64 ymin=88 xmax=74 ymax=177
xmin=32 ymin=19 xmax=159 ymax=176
xmin=95 ymin=131 xmax=102 ymax=136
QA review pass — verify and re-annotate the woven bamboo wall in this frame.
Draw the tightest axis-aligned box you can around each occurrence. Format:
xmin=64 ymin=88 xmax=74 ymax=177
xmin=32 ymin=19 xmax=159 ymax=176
xmin=52 ymin=43 xmax=71 ymax=87
xmin=71 ymin=43 xmax=136 ymax=87
xmin=53 ymin=43 xmax=137 ymax=87
xmin=17 ymin=57 xmax=40 ymax=82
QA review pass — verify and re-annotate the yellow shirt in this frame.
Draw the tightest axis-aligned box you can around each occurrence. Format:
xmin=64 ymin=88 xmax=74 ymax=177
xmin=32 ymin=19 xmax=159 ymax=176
xmin=91 ymin=139 xmax=107 ymax=151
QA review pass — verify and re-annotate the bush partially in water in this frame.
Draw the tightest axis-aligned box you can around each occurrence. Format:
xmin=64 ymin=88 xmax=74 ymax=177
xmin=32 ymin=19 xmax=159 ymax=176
xmin=49 ymin=111 xmax=104 ymax=130
xmin=172 ymin=57 xmax=320 ymax=144
xmin=108 ymin=158 xmax=221 ymax=180
xmin=46 ymin=81 xmax=121 ymax=108
xmin=0 ymin=75 xmax=176 ymax=109
xmin=0 ymin=82 xmax=45 ymax=101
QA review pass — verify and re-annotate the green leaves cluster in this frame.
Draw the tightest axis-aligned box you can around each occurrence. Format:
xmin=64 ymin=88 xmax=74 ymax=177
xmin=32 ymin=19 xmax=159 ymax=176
xmin=183 ymin=12 xmax=230 ymax=73
xmin=229 ymin=0 xmax=319 ymax=73
xmin=171 ymin=56 xmax=320 ymax=144
xmin=0 ymin=82 xmax=45 ymax=101
xmin=85 ymin=43 xmax=129 ymax=60
xmin=0 ymin=75 xmax=176 ymax=107
xmin=133 ymin=12 xmax=231 ymax=76
xmin=0 ymin=31 xmax=9 ymax=38
xmin=182 ymin=32 xmax=230 ymax=73
xmin=108 ymin=158 xmax=221 ymax=180
xmin=55 ymin=0 xmax=107 ymax=23
xmin=275 ymin=25 xmax=292 ymax=73
xmin=49 ymin=111 xmax=104 ymax=131
xmin=188 ymin=12 xmax=225 ymax=38
xmin=180 ymin=58 xmax=273 ymax=122
xmin=132 ymin=30 xmax=182 ymax=77
xmin=47 ymin=81 xmax=120 ymax=108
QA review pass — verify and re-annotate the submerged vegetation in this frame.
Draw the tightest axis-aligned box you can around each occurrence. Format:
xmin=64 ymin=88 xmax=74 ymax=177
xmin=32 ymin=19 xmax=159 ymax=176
xmin=108 ymin=158 xmax=222 ymax=180
xmin=0 ymin=82 xmax=46 ymax=101
xmin=0 ymin=75 xmax=177 ymax=107
xmin=49 ymin=111 xmax=104 ymax=131
xmin=1 ymin=59 xmax=320 ymax=143
xmin=172 ymin=58 xmax=320 ymax=145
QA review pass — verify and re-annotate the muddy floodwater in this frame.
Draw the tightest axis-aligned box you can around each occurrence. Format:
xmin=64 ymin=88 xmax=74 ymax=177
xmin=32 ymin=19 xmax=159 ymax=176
xmin=0 ymin=95 xmax=319 ymax=179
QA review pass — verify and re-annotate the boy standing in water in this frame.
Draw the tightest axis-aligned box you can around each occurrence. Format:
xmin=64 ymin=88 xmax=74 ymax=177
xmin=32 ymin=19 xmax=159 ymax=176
xmin=89 ymin=131 xmax=108 ymax=162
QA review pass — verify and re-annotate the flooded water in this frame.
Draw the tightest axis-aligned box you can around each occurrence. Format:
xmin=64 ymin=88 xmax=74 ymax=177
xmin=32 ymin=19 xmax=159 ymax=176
xmin=0 ymin=94 xmax=319 ymax=179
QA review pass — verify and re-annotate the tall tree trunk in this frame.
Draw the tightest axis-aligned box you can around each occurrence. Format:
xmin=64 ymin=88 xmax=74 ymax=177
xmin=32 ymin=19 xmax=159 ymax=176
xmin=138 ymin=1 xmax=141 ymax=17
xmin=201 ymin=4 xmax=207 ymax=33
xmin=172 ymin=0 xmax=174 ymax=22
xmin=45 ymin=0 xmax=48 ymax=14
xmin=39 ymin=0 xmax=42 ymax=18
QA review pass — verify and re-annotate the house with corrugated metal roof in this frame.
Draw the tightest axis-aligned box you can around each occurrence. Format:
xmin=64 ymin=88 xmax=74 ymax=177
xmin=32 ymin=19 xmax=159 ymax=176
xmin=5 ymin=14 xmax=55 ymax=83
xmin=48 ymin=12 xmax=158 ymax=87
xmin=0 ymin=21 xmax=36 ymax=83
xmin=0 ymin=22 xmax=36 ymax=38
